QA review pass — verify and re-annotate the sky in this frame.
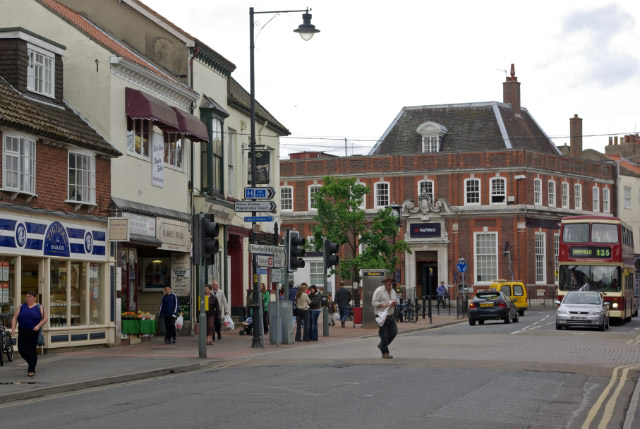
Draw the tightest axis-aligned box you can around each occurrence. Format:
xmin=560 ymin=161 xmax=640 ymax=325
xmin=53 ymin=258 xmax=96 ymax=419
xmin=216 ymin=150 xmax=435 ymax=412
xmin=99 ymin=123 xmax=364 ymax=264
xmin=143 ymin=0 xmax=640 ymax=159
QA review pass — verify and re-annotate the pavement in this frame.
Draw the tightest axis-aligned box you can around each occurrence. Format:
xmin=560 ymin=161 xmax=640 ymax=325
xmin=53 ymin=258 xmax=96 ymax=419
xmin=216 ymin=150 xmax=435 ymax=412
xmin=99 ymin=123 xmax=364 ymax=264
xmin=0 ymin=310 xmax=462 ymax=404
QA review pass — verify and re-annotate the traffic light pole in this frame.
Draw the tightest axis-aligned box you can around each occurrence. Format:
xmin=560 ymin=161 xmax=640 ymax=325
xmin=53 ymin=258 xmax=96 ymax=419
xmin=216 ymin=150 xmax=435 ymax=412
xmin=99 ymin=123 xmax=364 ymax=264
xmin=198 ymin=263 xmax=207 ymax=358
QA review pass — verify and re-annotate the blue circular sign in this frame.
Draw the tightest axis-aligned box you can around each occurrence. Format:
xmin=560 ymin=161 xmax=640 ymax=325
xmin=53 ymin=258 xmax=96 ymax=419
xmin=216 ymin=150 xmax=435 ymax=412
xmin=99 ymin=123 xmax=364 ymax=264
xmin=456 ymin=261 xmax=468 ymax=273
xmin=84 ymin=231 xmax=94 ymax=254
xmin=15 ymin=223 xmax=27 ymax=248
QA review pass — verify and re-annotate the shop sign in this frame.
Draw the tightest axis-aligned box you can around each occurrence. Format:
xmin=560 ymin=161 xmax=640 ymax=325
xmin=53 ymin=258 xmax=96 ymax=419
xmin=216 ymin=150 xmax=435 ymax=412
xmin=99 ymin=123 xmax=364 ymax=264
xmin=0 ymin=213 xmax=106 ymax=261
xmin=122 ymin=213 xmax=156 ymax=237
xmin=409 ymin=223 xmax=441 ymax=238
xmin=157 ymin=219 xmax=190 ymax=253
xmin=108 ymin=217 xmax=130 ymax=242
xmin=193 ymin=196 xmax=236 ymax=226
xmin=171 ymin=253 xmax=191 ymax=296
xmin=178 ymin=296 xmax=190 ymax=321
xmin=151 ymin=133 xmax=164 ymax=188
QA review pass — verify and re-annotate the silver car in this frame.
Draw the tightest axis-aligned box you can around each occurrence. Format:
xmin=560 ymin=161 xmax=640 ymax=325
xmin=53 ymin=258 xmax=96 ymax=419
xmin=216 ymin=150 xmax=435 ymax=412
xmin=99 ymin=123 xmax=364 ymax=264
xmin=555 ymin=291 xmax=610 ymax=331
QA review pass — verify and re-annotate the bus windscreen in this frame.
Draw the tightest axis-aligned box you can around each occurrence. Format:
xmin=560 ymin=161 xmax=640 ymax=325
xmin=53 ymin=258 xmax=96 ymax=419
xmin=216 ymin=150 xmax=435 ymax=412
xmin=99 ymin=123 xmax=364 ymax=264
xmin=559 ymin=265 xmax=621 ymax=292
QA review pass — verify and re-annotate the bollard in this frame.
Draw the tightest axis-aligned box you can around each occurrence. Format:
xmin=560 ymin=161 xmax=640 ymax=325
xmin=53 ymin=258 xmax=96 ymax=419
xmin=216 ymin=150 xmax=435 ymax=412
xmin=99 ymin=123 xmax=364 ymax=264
xmin=322 ymin=307 xmax=329 ymax=336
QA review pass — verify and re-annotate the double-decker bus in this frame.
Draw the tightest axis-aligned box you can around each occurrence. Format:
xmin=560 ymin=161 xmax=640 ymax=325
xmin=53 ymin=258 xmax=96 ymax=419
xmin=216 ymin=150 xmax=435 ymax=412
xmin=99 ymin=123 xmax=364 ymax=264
xmin=558 ymin=215 xmax=635 ymax=323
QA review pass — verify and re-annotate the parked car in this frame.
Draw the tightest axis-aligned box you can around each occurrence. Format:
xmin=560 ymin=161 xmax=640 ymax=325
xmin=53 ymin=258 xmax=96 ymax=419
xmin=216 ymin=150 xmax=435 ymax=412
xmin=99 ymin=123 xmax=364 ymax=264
xmin=555 ymin=291 xmax=609 ymax=331
xmin=469 ymin=291 xmax=519 ymax=326
xmin=489 ymin=280 xmax=528 ymax=316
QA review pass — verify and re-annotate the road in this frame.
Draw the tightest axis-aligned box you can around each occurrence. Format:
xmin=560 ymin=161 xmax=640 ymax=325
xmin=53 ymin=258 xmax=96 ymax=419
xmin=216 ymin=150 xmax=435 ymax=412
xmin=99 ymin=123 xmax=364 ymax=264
xmin=3 ymin=310 xmax=640 ymax=429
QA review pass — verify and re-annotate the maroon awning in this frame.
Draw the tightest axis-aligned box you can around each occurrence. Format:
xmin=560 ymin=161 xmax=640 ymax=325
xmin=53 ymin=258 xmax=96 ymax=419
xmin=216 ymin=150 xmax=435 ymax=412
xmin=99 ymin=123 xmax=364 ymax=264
xmin=125 ymin=87 xmax=179 ymax=129
xmin=170 ymin=107 xmax=209 ymax=142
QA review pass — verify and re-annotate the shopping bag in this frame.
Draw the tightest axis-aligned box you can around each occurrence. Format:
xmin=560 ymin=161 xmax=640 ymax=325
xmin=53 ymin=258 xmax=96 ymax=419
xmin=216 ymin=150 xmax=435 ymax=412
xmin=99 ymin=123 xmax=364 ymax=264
xmin=175 ymin=315 xmax=184 ymax=330
xmin=375 ymin=307 xmax=390 ymax=327
xmin=37 ymin=329 xmax=45 ymax=347
xmin=332 ymin=312 xmax=340 ymax=322
xmin=222 ymin=314 xmax=234 ymax=331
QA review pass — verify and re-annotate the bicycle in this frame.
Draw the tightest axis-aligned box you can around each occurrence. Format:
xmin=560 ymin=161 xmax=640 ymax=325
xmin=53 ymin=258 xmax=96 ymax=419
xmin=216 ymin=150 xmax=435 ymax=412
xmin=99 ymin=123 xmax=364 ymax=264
xmin=394 ymin=301 xmax=419 ymax=323
xmin=0 ymin=316 xmax=14 ymax=366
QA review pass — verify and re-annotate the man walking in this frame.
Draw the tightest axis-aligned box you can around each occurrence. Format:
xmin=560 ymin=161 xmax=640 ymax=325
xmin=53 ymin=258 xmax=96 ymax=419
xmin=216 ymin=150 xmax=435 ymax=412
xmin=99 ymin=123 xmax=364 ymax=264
xmin=335 ymin=282 xmax=351 ymax=328
xmin=372 ymin=275 xmax=398 ymax=359
xmin=436 ymin=281 xmax=447 ymax=309
xmin=212 ymin=281 xmax=229 ymax=341
xmin=159 ymin=285 xmax=179 ymax=344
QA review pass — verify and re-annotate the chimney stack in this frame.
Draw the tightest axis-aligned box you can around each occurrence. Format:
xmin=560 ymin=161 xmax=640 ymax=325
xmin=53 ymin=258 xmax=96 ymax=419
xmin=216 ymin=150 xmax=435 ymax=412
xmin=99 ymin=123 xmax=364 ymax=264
xmin=570 ymin=114 xmax=582 ymax=157
xmin=502 ymin=64 xmax=521 ymax=114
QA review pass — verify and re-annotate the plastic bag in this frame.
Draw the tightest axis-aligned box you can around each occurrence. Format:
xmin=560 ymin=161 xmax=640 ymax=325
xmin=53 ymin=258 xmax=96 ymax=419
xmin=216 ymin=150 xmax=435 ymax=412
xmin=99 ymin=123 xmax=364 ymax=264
xmin=375 ymin=307 xmax=390 ymax=327
xmin=222 ymin=314 xmax=234 ymax=331
xmin=175 ymin=315 xmax=184 ymax=330
xmin=332 ymin=312 xmax=340 ymax=322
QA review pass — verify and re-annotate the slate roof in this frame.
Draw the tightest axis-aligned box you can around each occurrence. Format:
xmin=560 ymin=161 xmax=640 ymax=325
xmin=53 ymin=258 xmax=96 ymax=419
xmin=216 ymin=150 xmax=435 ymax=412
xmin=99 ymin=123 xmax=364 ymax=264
xmin=0 ymin=76 xmax=120 ymax=156
xmin=227 ymin=77 xmax=290 ymax=136
xmin=370 ymin=102 xmax=561 ymax=156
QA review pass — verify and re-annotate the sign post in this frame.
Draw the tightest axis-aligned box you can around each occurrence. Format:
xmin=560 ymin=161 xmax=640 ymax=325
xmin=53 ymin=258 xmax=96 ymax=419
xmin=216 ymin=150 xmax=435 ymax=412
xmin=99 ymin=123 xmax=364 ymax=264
xmin=457 ymin=258 xmax=468 ymax=315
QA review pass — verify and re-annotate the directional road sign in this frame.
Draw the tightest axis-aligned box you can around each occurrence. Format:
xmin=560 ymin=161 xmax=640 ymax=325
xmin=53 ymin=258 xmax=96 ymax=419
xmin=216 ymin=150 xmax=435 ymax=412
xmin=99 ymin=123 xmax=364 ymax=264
xmin=257 ymin=268 xmax=268 ymax=275
xmin=256 ymin=255 xmax=274 ymax=267
xmin=244 ymin=216 xmax=274 ymax=222
xmin=234 ymin=201 xmax=277 ymax=213
xmin=457 ymin=260 xmax=468 ymax=273
xmin=272 ymin=269 xmax=282 ymax=283
xmin=249 ymin=244 xmax=285 ymax=268
xmin=244 ymin=187 xmax=275 ymax=200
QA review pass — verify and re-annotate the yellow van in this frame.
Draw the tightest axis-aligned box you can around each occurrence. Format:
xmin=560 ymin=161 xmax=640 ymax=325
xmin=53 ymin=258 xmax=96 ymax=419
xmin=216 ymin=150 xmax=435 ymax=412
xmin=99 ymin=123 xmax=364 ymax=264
xmin=489 ymin=280 xmax=528 ymax=316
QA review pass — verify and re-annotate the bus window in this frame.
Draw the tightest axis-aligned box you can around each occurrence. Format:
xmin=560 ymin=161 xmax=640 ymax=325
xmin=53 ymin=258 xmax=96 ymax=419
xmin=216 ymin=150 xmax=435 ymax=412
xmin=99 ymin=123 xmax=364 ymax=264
xmin=563 ymin=224 xmax=590 ymax=243
xmin=592 ymin=224 xmax=618 ymax=243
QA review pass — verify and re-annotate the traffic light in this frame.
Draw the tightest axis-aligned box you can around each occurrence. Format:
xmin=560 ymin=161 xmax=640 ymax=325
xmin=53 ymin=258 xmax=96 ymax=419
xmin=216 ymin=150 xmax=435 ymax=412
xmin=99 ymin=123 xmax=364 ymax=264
xmin=287 ymin=230 xmax=306 ymax=272
xmin=201 ymin=213 xmax=219 ymax=265
xmin=324 ymin=239 xmax=339 ymax=268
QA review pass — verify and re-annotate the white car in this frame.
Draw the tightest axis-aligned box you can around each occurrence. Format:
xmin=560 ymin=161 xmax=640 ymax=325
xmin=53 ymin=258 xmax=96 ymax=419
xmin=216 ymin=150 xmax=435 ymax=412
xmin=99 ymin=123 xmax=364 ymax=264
xmin=555 ymin=291 xmax=609 ymax=331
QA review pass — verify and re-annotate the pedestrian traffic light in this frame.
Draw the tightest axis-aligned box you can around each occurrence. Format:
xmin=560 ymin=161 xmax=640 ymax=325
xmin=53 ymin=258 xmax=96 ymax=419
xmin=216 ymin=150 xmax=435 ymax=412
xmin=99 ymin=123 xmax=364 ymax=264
xmin=287 ymin=230 xmax=305 ymax=272
xmin=323 ymin=239 xmax=339 ymax=268
xmin=200 ymin=213 xmax=219 ymax=265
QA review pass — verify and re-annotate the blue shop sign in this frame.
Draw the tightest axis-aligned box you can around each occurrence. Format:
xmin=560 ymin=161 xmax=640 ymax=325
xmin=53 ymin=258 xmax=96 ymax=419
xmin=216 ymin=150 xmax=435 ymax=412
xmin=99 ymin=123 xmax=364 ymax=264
xmin=44 ymin=221 xmax=70 ymax=257
xmin=409 ymin=223 xmax=441 ymax=238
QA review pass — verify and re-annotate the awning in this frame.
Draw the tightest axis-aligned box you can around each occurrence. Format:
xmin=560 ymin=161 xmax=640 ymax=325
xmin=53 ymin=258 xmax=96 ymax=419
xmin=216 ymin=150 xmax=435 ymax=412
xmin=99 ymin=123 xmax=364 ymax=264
xmin=125 ymin=87 xmax=179 ymax=129
xmin=170 ymin=107 xmax=209 ymax=142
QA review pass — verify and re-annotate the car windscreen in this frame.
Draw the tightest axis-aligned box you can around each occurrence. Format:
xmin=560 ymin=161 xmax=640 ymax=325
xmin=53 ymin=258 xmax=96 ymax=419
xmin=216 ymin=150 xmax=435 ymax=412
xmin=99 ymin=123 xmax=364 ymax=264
xmin=563 ymin=293 xmax=601 ymax=305
xmin=476 ymin=293 xmax=501 ymax=301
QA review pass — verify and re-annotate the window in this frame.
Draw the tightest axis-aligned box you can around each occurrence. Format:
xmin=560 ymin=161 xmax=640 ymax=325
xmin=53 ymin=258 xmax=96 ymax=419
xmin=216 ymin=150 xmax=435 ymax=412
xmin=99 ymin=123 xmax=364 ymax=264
xmin=126 ymin=119 xmax=150 ymax=158
xmin=548 ymin=180 xmax=556 ymax=207
xmin=27 ymin=46 xmax=54 ymax=97
xmin=561 ymin=182 xmax=569 ymax=208
xmin=474 ymin=232 xmax=497 ymax=283
xmin=592 ymin=224 xmax=618 ymax=243
xmin=602 ymin=188 xmax=610 ymax=213
xmin=624 ymin=186 xmax=631 ymax=209
xmin=465 ymin=178 xmax=480 ymax=205
xmin=535 ymin=232 xmax=545 ymax=284
xmin=375 ymin=182 xmax=389 ymax=208
xmin=354 ymin=182 xmax=366 ymax=209
xmin=281 ymin=186 xmax=293 ymax=211
xmin=490 ymin=177 xmax=506 ymax=204
xmin=227 ymin=130 xmax=236 ymax=196
xmin=309 ymin=185 xmax=321 ymax=210
xmin=163 ymin=132 xmax=183 ymax=169
xmin=554 ymin=233 xmax=560 ymax=285
xmin=563 ymin=223 xmax=589 ymax=243
xmin=592 ymin=186 xmax=599 ymax=212
xmin=534 ymin=178 xmax=542 ymax=205
xmin=310 ymin=261 xmax=325 ymax=286
xmin=68 ymin=152 xmax=96 ymax=204
xmin=210 ymin=117 xmax=223 ymax=194
xmin=574 ymin=184 xmax=582 ymax=210
xmin=418 ymin=180 xmax=434 ymax=204
xmin=3 ymin=134 xmax=36 ymax=194
xmin=422 ymin=136 xmax=440 ymax=153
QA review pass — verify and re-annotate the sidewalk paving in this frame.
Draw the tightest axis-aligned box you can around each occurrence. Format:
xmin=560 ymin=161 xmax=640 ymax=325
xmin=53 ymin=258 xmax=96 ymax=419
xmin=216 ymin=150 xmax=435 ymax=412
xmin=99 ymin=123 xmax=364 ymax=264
xmin=0 ymin=312 xmax=462 ymax=404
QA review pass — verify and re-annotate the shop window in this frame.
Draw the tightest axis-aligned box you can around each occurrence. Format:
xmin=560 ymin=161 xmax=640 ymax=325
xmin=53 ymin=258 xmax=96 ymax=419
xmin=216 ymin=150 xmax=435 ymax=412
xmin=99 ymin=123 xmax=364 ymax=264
xmin=70 ymin=261 xmax=87 ymax=326
xmin=143 ymin=258 xmax=170 ymax=291
xmin=89 ymin=262 xmax=103 ymax=325
xmin=0 ymin=257 xmax=17 ymax=317
xmin=50 ymin=259 xmax=68 ymax=327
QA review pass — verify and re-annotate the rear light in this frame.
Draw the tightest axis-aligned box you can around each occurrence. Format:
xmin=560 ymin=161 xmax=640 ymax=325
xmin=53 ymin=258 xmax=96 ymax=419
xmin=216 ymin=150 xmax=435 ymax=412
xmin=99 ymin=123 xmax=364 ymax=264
xmin=469 ymin=302 xmax=476 ymax=308
xmin=497 ymin=302 xmax=507 ymax=308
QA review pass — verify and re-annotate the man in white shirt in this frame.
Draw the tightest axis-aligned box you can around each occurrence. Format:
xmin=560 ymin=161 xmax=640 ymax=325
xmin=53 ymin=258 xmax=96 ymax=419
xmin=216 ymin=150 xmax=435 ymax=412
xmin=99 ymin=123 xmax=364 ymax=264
xmin=372 ymin=275 xmax=398 ymax=359
xmin=212 ymin=281 xmax=230 ymax=341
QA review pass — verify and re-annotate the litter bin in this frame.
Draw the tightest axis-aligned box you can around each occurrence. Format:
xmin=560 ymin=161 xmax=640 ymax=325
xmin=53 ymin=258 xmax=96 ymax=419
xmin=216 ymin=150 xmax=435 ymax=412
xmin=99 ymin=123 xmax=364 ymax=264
xmin=353 ymin=307 xmax=363 ymax=327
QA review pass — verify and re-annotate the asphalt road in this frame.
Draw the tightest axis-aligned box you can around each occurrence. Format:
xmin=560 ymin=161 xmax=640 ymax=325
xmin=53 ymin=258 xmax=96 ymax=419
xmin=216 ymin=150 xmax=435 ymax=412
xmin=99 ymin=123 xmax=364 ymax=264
xmin=3 ymin=310 xmax=639 ymax=429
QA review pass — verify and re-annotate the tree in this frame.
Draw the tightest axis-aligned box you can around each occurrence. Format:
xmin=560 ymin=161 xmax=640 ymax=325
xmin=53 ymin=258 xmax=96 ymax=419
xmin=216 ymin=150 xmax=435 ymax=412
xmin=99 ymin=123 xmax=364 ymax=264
xmin=311 ymin=176 xmax=410 ymax=283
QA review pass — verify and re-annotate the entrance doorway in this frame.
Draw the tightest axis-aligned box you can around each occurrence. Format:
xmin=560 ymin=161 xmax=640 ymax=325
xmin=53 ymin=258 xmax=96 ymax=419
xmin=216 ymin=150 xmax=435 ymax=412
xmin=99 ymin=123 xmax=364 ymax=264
xmin=416 ymin=261 xmax=438 ymax=299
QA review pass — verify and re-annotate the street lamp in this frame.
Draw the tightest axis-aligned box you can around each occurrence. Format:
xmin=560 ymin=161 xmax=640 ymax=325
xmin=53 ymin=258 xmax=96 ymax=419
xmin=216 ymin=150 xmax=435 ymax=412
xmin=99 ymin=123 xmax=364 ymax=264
xmin=249 ymin=7 xmax=319 ymax=348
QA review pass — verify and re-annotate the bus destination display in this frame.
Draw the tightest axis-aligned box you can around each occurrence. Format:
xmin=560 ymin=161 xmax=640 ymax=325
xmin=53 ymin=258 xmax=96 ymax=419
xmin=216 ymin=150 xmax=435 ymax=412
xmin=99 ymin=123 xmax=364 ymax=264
xmin=569 ymin=246 xmax=611 ymax=259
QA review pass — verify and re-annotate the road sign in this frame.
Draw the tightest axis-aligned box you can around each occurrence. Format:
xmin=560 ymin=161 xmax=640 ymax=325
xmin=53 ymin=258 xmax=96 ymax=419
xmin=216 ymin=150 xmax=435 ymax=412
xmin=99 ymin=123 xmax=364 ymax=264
xmin=272 ymin=247 xmax=285 ymax=268
xmin=249 ymin=244 xmax=285 ymax=268
xmin=272 ymin=269 xmax=282 ymax=283
xmin=234 ymin=201 xmax=277 ymax=212
xmin=256 ymin=255 xmax=274 ymax=267
xmin=453 ymin=272 xmax=458 ymax=283
xmin=257 ymin=268 xmax=268 ymax=275
xmin=244 ymin=187 xmax=275 ymax=200
xmin=457 ymin=260 xmax=468 ymax=273
xmin=244 ymin=216 xmax=274 ymax=222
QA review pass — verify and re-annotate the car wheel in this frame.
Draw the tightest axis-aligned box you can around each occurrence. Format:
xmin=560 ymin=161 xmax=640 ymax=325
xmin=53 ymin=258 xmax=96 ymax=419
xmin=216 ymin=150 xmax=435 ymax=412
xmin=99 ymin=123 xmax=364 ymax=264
xmin=556 ymin=323 xmax=563 ymax=330
xmin=606 ymin=318 xmax=610 ymax=330
xmin=512 ymin=312 xmax=519 ymax=323
xmin=504 ymin=315 xmax=511 ymax=324
xmin=469 ymin=319 xmax=476 ymax=326
xmin=478 ymin=320 xmax=485 ymax=325
xmin=599 ymin=319 xmax=606 ymax=331
xmin=518 ymin=310 xmax=525 ymax=317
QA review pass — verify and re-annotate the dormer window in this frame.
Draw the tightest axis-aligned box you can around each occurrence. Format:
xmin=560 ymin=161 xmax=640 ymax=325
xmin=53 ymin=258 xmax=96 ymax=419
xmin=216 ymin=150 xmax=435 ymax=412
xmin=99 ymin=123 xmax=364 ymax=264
xmin=27 ymin=45 xmax=55 ymax=98
xmin=417 ymin=121 xmax=447 ymax=153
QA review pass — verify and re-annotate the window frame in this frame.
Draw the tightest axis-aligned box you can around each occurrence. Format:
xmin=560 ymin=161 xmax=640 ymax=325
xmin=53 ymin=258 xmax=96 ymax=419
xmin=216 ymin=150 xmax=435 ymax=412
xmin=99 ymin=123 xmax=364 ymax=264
xmin=163 ymin=131 xmax=183 ymax=171
xmin=417 ymin=179 xmax=435 ymax=205
xmin=227 ymin=129 xmax=236 ymax=197
xmin=308 ymin=184 xmax=322 ymax=211
xmin=27 ymin=44 xmax=55 ymax=98
xmin=280 ymin=186 xmax=293 ymax=212
xmin=2 ymin=133 xmax=37 ymax=196
xmin=354 ymin=182 xmax=367 ymax=209
xmin=490 ymin=177 xmax=506 ymax=205
xmin=309 ymin=260 xmax=325 ymax=286
xmin=534 ymin=178 xmax=542 ymax=206
xmin=421 ymin=136 xmax=440 ymax=153
xmin=126 ymin=118 xmax=151 ymax=159
xmin=602 ymin=188 xmax=610 ymax=213
xmin=561 ymin=182 xmax=569 ymax=209
xmin=548 ymin=180 xmax=556 ymax=207
xmin=474 ymin=231 xmax=498 ymax=285
xmin=574 ymin=184 xmax=582 ymax=210
xmin=464 ymin=178 xmax=481 ymax=205
xmin=535 ymin=232 xmax=546 ymax=284
xmin=67 ymin=150 xmax=96 ymax=205
xmin=624 ymin=186 xmax=631 ymax=209
xmin=592 ymin=186 xmax=599 ymax=213
xmin=374 ymin=181 xmax=390 ymax=208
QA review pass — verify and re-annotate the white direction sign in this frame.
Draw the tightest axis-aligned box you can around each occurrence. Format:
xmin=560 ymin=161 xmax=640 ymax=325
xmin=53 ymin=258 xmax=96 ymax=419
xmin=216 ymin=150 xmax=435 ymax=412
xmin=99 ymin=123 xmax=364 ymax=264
xmin=234 ymin=201 xmax=276 ymax=212
xmin=256 ymin=255 xmax=274 ymax=267
xmin=272 ymin=269 xmax=282 ymax=283
xmin=249 ymin=244 xmax=285 ymax=268
xmin=272 ymin=247 xmax=285 ymax=268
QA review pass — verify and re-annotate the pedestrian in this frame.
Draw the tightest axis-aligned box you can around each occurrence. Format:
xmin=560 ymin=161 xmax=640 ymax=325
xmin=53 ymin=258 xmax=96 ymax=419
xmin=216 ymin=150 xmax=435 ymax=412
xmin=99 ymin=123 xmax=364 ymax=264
xmin=295 ymin=283 xmax=310 ymax=342
xmin=11 ymin=291 xmax=46 ymax=377
xmin=327 ymin=293 xmax=336 ymax=326
xmin=308 ymin=285 xmax=322 ymax=341
xmin=335 ymin=281 xmax=352 ymax=328
xmin=205 ymin=285 xmax=220 ymax=345
xmin=288 ymin=281 xmax=298 ymax=328
xmin=372 ymin=275 xmax=398 ymax=359
xmin=159 ymin=285 xmax=180 ymax=344
xmin=212 ymin=281 xmax=229 ymax=341
xmin=261 ymin=283 xmax=270 ymax=335
xmin=436 ymin=281 xmax=447 ymax=309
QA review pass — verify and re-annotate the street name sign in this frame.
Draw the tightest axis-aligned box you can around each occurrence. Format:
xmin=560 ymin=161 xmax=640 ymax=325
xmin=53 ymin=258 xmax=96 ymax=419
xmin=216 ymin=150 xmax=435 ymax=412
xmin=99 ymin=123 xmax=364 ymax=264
xmin=244 ymin=216 xmax=274 ymax=222
xmin=244 ymin=187 xmax=275 ymax=200
xmin=234 ymin=201 xmax=277 ymax=212
xmin=256 ymin=255 xmax=274 ymax=267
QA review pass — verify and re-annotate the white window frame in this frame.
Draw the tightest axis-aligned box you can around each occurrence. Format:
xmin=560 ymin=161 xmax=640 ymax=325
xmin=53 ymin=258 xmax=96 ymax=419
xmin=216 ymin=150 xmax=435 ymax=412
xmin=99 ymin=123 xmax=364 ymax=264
xmin=574 ymin=184 xmax=582 ymax=210
xmin=308 ymin=184 xmax=322 ymax=211
xmin=27 ymin=44 xmax=55 ymax=98
xmin=535 ymin=232 xmax=546 ymax=284
xmin=418 ymin=179 xmax=435 ymax=205
xmin=374 ymin=181 xmax=390 ymax=208
xmin=602 ymin=188 xmax=610 ymax=213
xmin=554 ymin=233 xmax=560 ymax=285
xmin=490 ymin=177 xmax=506 ymax=204
xmin=548 ymin=180 xmax=556 ymax=207
xmin=67 ymin=150 xmax=96 ymax=205
xmin=280 ymin=186 xmax=293 ymax=212
xmin=309 ymin=260 xmax=325 ymax=287
xmin=592 ymin=186 xmax=599 ymax=213
xmin=354 ymin=182 xmax=366 ymax=209
xmin=561 ymin=182 xmax=569 ymax=209
xmin=474 ymin=232 xmax=498 ymax=284
xmin=163 ymin=131 xmax=183 ymax=171
xmin=534 ymin=178 xmax=542 ymax=205
xmin=126 ymin=118 xmax=151 ymax=159
xmin=624 ymin=186 xmax=631 ymax=209
xmin=421 ymin=136 xmax=440 ymax=153
xmin=227 ymin=129 xmax=236 ymax=197
xmin=2 ymin=133 xmax=36 ymax=195
xmin=464 ymin=178 xmax=481 ymax=205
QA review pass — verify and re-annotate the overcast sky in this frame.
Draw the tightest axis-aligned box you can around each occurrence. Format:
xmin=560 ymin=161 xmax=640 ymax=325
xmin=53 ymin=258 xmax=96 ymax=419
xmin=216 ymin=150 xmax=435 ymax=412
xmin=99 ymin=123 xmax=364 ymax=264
xmin=143 ymin=0 xmax=640 ymax=159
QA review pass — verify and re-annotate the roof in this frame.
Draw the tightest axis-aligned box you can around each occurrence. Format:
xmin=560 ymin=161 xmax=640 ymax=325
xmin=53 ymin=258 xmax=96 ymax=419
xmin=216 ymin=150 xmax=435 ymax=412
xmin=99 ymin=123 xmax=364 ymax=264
xmin=0 ymin=76 xmax=120 ymax=156
xmin=604 ymin=154 xmax=640 ymax=176
xmin=369 ymin=101 xmax=561 ymax=156
xmin=227 ymin=77 xmax=290 ymax=136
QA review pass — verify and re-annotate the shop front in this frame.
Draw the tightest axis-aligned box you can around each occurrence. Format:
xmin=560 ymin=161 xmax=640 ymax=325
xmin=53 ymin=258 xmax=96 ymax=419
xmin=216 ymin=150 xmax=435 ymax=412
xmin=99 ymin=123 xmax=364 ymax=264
xmin=0 ymin=210 xmax=115 ymax=349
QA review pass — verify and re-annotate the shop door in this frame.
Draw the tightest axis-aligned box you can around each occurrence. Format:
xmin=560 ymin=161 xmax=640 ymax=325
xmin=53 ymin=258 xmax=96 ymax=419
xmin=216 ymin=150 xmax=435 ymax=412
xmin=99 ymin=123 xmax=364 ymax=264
xmin=21 ymin=257 xmax=42 ymax=303
xmin=417 ymin=261 xmax=438 ymax=299
xmin=122 ymin=248 xmax=138 ymax=312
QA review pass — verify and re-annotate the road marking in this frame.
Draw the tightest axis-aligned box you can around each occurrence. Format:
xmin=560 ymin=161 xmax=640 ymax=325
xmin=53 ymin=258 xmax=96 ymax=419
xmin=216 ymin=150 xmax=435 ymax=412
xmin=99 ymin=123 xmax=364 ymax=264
xmin=511 ymin=314 xmax=549 ymax=335
xmin=626 ymin=334 xmax=640 ymax=345
xmin=582 ymin=364 xmax=640 ymax=429
xmin=599 ymin=365 xmax=640 ymax=429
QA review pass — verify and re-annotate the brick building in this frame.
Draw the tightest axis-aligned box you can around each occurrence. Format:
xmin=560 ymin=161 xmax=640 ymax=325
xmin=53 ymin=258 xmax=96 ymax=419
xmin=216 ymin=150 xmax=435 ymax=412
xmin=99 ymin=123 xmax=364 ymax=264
xmin=280 ymin=67 xmax=617 ymax=300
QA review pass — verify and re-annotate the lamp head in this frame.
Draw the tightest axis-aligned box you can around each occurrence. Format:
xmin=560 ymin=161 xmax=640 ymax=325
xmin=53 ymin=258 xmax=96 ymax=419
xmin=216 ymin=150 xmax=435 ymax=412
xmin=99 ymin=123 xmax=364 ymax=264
xmin=294 ymin=9 xmax=320 ymax=41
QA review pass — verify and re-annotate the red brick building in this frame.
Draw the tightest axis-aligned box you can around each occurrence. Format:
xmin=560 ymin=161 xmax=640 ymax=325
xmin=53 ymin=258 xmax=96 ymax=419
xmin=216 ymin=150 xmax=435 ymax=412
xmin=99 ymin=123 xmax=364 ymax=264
xmin=280 ymin=67 xmax=616 ymax=299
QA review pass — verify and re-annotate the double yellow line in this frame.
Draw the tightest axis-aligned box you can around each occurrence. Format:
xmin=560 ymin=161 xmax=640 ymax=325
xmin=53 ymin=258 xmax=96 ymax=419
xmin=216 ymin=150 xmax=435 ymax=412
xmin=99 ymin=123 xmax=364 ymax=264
xmin=582 ymin=363 xmax=640 ymax=429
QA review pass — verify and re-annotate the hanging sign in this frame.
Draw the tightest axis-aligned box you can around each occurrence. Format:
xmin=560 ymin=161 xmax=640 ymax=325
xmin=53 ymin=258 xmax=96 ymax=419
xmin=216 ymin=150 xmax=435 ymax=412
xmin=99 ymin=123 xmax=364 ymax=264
xmin=151 ymin=132 xmax=164 ymax=188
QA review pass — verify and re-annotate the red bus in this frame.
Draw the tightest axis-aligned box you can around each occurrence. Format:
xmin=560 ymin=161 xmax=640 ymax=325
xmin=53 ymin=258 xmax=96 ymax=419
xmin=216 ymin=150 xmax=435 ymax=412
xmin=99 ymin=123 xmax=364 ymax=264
xmin=558 ymin=215 xmax=635 ymax=323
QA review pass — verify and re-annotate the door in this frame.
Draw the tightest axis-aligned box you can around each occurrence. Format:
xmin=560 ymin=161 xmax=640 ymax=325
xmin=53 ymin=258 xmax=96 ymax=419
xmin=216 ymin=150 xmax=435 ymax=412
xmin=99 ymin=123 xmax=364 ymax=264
xmin=416 ymin=261 xmax=438 ymax=299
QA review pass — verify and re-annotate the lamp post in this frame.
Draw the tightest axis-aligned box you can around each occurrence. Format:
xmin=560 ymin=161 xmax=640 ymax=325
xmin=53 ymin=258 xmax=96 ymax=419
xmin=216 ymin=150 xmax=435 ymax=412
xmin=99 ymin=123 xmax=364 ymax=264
xmin=249 ymin=7 xmax=319 ymax=348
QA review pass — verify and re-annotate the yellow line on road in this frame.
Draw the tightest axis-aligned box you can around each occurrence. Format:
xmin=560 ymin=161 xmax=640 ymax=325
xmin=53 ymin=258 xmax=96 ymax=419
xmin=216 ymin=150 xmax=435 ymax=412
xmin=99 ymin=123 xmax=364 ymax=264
xmin=598 ymin=365 xmax=640 ymax=429
xmin=582 ymin=364 xmax=638 ymax=429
